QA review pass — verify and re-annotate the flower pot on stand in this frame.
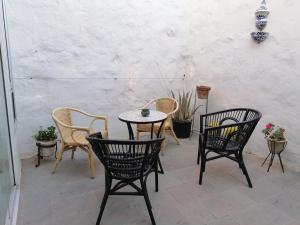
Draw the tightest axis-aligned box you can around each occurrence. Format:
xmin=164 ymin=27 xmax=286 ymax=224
xmin=267 ymin=138 xmax=287 ymax=154
xmin=36 ymin=140 xmax=57 ymax=157
xmin=261 ymin=138 xmax=287 ymax=173
xmin=196 ymin=86 xmax=211 ymax=99
xmin=172 ymin=119 xmax=192 ymax=139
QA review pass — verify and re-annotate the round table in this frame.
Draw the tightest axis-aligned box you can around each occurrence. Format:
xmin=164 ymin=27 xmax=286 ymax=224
xmin=118 ymin=109 xmax=167 ymax=192
xmin=118 ymin=109 xmax=167 ymax=140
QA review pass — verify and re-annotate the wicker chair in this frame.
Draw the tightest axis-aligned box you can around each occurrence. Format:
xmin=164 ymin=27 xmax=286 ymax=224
xmin=136 ymin=97 xmax=179 ymax=154
xmin=52 ymin=107 xmax=108 ymax=178
xmin=197 ymin=108 xmax=261 ymax=188
xmin=86 ymin=132 xmax=164 ymax=225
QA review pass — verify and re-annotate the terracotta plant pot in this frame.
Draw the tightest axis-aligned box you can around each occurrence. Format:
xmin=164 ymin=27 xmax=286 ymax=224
xmin=266 ymin=138 xmax=287 ymax=154
xmin=196 ymin=86 xmax=211 ymax=99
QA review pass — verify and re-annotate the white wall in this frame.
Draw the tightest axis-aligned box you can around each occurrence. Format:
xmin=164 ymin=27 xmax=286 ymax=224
xmin=6 ymin=0 xmax=300 ymax=169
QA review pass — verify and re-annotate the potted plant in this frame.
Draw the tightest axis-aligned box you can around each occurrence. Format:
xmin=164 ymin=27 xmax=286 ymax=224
xmin=33 ymin=126 xmax=58 ymax=157
xmin=262 ymin=123 xmax=287 ymax=154
xmin=171 ymin=90 xmax=200 ymax=138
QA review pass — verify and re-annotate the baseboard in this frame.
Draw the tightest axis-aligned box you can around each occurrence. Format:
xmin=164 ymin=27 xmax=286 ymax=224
xmin=20 ymin=152 xmax=35 ymax=160
xmin=5 ymin=186 xmax=20 ymax=225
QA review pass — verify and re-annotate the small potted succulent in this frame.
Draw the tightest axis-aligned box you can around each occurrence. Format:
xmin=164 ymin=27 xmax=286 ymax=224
xmin=33 ymin=126 xmax=58 ymax=157
xmin=262 ymin=123 xmax=287 ymax=154
xmin=171 ymin=90 xmax=200 ymax=138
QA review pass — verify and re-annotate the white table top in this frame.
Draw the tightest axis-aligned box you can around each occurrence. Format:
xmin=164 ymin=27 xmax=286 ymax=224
xmin=118 ymin=110 xmax=167 ymax=124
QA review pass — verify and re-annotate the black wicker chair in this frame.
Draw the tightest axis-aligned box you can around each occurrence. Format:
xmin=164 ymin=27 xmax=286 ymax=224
xmin=197 ymin=108 xmax=261 ymax=188
xmin=86 ymin=132 xmax=164 ymax=225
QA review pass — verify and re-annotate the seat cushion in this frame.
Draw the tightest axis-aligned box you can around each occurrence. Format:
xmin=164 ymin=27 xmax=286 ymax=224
xmin=205 ymin=135 xmax=240 ymax=152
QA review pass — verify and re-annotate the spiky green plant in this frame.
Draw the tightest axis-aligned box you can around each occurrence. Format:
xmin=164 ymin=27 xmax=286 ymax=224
xmin=171 ymin=90 xmax=200 ymax=122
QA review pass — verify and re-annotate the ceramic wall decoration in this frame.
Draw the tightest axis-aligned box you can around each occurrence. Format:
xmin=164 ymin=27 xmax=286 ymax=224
xmin=251 ymin=32 xmax=269 ymax=44
xmin=255 ymin=0 xmax=269 ymax=19
xmin=251 ymin=0 xmax=270 ymax=44
xmin=256 ymin=17 xmax=267 ymax=30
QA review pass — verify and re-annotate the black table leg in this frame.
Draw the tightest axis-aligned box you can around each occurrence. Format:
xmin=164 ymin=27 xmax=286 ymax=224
xmin=126 ymin=122 xmax=135 ymax=140
xmin=156 ymin=121 xmax=165 ymax=174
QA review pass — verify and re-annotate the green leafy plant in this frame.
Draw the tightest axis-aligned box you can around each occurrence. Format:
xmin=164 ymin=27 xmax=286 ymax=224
xmin=262 ymin=123 xmax=286 ymax=141
xmin=171 ymin=90 xmax=200 ymax=122
xmin=33 ymin=126 xmax=57 ymax=141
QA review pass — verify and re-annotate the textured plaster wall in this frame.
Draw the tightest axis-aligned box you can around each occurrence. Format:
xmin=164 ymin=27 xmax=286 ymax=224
xmin=6 ymin=0 xmax=300 ymax=169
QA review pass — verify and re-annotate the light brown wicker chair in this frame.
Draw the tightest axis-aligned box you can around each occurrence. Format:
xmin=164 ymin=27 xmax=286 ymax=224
xmin=136 ymin=97 xmax=180 ymax=154
xmin=52 ymin=107 xmax=108 ymax=178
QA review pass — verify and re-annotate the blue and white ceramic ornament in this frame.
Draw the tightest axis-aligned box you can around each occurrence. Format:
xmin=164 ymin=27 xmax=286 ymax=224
xmin=255 ymin=0 xmax=269 ymax=19
xmin=251 ymin=0 xmax=269 ymax=43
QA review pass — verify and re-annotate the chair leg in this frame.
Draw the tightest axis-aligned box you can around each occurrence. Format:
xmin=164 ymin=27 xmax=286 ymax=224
xmin=170 ymin=128 xmax=180 ymax=145
xmin=155 ymin=160 xmax=159 ymax=192
xmin=71 ymin=147 xmax=76 ymax=160
xmin=96 ymin=176 xmax=111 ymax=225
xmin=197 ymin=145 xmax=200 ymax=165
xmin=199 ymin=153 xmax=206 ymax=185
xmin=235 ymin=153 xmax=242 ymax=169
xmin=160 ymin=140 xmax=166 ymax=155
xmin=197 ymin=137 xmax=203 ymax=165
xmin=160 ymin=129 xmax=166 ymax=155
xmin=88 ymin=150 xmax=95 ymax=179
xmin=142 ymin=183 xmax=156 ymax=225
xmin=238 ymin=154 xmax=253 ymax=188
xmin=52 ymin=144 xmax=65 ymax=174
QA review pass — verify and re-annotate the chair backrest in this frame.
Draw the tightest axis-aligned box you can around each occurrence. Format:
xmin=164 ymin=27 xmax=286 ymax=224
xmin=154 ymin=98 xmax=177 ymax=114
xmin=52 ymin=108 xmax=73 ymax=142
xmin=87 ymin=132 xmax=164 ymax=180
xmin=203 ymin=108 xmax=262 ymax=151
xmin=148 ymin=97 xmax=178 ymax=125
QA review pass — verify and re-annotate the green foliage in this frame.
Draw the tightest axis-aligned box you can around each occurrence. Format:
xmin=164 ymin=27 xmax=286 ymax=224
xmin=33 ymin=126 xmax=57 ymax=141
xmin=262 ymin=123 xmax=286 ymax=141
xmin=171 ymin=90 xmax=200 ymax=122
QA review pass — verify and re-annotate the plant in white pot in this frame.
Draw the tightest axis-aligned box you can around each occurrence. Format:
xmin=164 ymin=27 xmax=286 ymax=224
xmin=171 ymin=90 xmax=200 ymax=138
xmin=262 ymin=123 xmax=287 ymax=154
xmin=33 ymin=126 xmax=58 ymax=157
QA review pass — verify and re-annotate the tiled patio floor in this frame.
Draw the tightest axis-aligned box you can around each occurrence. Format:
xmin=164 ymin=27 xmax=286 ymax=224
xmin=17 ymin=136 xmax=300 ymax=225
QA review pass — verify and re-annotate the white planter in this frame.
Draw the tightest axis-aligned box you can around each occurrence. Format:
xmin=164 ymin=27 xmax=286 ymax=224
xmin=36 ymin=140 xmax=57 ymax=157
xmin=266 ymin=138 xmax=287 ymax=154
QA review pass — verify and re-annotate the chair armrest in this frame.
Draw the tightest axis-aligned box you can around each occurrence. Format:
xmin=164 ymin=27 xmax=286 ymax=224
xmin=89 ymin=117 xmax=108 ymax=131
xmin=67 ymin=108 xmax=108 ymax=131
xmin=69 ymin=108 xmax=106 ymax=120
xmin=54 ymin=119 xmax=90 ymax=131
